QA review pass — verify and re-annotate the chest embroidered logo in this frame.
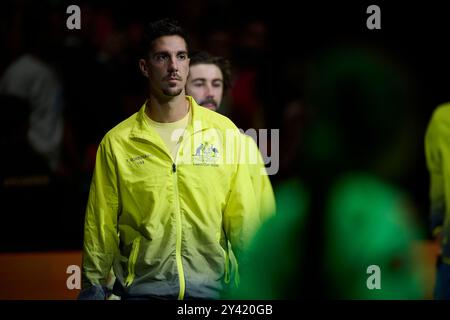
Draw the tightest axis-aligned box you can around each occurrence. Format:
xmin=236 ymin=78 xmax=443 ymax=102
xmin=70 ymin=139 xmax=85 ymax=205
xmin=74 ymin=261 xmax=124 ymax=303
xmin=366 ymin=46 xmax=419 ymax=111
xmin=192 ymin=142 xmax=220 ymax=166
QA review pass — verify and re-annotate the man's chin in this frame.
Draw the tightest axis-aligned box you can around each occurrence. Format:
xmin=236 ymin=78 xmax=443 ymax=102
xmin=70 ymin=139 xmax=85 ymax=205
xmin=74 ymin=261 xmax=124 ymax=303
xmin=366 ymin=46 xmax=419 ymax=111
xmin=162 ymin=88 xmax=183 ymax=97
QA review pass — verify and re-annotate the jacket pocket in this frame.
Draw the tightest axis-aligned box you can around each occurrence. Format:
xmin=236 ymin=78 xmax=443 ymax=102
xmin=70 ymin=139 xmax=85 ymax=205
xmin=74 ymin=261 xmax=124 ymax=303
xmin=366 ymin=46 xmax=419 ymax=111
xmin=125 ymin=237 xmax=141 ymax=287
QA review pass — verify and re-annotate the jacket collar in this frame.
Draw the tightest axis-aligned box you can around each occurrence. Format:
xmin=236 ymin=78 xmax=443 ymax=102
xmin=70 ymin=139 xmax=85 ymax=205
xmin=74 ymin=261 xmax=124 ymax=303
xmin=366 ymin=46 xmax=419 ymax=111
xmin=129 ymin=95 xmax=212 ymax=142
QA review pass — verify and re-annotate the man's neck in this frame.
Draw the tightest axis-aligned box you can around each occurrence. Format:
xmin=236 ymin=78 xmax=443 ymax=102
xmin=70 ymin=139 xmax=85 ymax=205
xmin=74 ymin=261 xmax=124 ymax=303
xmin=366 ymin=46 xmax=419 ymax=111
xmin=146 ymin=94 xmax=189 ymax=123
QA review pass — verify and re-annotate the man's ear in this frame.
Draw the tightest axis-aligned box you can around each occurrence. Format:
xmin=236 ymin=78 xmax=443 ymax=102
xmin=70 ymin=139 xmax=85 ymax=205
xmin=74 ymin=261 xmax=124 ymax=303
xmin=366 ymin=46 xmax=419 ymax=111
xmin=139 ymin=59 xmax=149 ymax=78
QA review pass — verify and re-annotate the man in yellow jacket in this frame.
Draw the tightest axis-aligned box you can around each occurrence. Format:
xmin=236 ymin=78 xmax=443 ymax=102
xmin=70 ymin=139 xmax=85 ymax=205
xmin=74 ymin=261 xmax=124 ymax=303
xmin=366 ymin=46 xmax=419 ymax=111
xmin=79 ymin=19 xmax=262 ymax=300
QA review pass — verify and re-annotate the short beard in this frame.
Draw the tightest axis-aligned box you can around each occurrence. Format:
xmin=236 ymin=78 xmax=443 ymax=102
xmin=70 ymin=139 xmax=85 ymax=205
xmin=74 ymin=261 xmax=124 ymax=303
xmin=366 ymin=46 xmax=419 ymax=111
xmin=199 ymin=97 xmax=218 ymax=109
xmin=162 ymin=88 xmax=183 ymax=97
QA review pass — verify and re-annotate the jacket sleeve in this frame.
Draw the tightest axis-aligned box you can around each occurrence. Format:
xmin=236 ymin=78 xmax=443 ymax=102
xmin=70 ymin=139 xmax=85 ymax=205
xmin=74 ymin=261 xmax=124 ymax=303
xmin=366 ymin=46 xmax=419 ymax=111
xmin=222 ymin=132 xmax=260 ymax=266
xmin=425 ymin=110 xmax=445 ymax=237
xmin=245 ymin=135 xmax=276 ymax=223
xmin=79 ymin=137 xmax=120 ymax=299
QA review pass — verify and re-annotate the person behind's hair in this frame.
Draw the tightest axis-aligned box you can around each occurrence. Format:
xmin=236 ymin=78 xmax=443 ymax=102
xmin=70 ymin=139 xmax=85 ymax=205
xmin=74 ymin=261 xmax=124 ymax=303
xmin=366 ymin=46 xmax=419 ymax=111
xmin=141 ymin=18 xmax=190 ymax=58
xmin=189 ymin=51 xmax=231 ymax=92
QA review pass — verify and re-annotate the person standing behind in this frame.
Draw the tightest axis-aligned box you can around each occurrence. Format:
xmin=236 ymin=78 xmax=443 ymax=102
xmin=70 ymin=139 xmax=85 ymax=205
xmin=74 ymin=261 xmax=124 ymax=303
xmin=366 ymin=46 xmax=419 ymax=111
xmin=425 ymin=103 xmax=450 ymax=299
xmin=186 ymin=51 xmax=276 ymax=293
xmin=80 ymin=19 xmax=260 ymax=300
xmin=186 ymin=51 xmax=275 ymax=223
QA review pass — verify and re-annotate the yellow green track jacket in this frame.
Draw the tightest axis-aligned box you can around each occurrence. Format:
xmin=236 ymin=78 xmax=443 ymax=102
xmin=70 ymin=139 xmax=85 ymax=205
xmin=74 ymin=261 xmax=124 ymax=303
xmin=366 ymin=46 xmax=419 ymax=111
xmin=425 ymin=103 xmax=450 ymax=261
xmin=81 ymin=96 xmax=272 ymax=299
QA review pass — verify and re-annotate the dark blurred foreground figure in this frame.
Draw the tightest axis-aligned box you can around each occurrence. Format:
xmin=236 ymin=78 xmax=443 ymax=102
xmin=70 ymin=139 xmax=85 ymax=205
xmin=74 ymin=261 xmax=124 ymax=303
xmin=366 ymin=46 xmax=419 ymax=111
xmin=231 ymin=45 xmax=427 ymax=299
xmin=232 ymin=173 xmax=425 ymax=299
xmin=323 ymin=173 xmax=424 ymax=299
xmin=425 ymin=103 xmax=450 ymax=299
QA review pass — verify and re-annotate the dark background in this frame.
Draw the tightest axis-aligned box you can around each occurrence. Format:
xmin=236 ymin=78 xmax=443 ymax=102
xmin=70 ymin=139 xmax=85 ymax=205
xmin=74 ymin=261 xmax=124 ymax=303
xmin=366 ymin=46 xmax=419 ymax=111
xmin=0 ymin=0 xmax=447 ymax=252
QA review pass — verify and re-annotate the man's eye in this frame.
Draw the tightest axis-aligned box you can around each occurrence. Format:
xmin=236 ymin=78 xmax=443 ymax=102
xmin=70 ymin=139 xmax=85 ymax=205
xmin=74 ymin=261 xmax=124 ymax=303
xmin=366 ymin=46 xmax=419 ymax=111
xmin=155 ymin=55 xmax=167 ymax=61
xmin=178 ymin=54 xmax=187 ymax=60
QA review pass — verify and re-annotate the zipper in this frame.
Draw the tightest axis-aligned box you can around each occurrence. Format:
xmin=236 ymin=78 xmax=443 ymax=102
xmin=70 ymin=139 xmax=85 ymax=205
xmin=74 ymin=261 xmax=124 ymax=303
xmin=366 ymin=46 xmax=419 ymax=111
xmin=125 ymin=237 xmax=141 ymax=287
xmin=132 ymin=118 xmax=192 ymax=299
xmin=224 ymin=248 xmax=230 ymax=284
xmin=172 ymin=161 xmax=186 ymax=300
xmin=224 ymin=242 xmax=240 ymax=288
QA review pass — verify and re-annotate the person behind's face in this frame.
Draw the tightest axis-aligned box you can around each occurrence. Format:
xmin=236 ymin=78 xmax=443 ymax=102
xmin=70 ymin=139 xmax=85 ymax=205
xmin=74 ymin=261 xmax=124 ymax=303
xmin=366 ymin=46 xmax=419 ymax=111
xmin=185 ymin=51 xmax=231 ymax=111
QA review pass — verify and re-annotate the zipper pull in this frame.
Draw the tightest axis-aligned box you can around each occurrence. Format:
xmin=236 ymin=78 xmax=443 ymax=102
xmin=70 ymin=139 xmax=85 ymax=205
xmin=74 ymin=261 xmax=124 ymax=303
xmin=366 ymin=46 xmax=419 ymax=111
xmin=172 ymin=163 xmax=176 ymax=173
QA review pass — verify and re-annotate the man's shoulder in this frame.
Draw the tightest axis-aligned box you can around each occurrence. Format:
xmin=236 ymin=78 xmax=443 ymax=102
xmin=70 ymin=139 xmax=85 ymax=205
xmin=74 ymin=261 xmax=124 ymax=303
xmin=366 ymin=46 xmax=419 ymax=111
xmin=426 ymin=103 xmax=450 ymax=140
xmin=101 ymin=112 xmax=139 ymax=144
xmin=241 ymin=133 xmax=257 ymax=146
xmin=194 ymin=103 xmax=238 ymax=131
xmin=431 ymin=103 xmax=450 ymax=125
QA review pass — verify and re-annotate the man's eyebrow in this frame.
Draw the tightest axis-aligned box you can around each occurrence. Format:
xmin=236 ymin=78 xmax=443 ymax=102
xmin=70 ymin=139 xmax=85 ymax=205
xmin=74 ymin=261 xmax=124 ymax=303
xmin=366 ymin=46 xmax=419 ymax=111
xmin=152 ymin=50 xmax=188 ymax=55
xmin=152 ymin=50 xmax=168 ymax=54
xmin=191 ymin=78 xmax=207 ymax=82
xmin=191 ymin=78 xmax=223 ymax=83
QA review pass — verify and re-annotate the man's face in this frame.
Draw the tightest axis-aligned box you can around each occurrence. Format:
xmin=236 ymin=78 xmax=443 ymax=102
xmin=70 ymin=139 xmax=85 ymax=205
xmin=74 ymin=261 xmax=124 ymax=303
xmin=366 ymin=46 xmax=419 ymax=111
xmin=186 ymin=63 xmax=223 ymax=111
xmin=143 ymin=35 xmax=190 ymax=97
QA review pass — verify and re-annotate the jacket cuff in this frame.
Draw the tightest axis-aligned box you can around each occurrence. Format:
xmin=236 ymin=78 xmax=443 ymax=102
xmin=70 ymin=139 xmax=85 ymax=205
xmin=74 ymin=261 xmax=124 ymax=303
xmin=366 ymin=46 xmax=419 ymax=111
xmin=77 ymin=284 xmax=106 ymax=300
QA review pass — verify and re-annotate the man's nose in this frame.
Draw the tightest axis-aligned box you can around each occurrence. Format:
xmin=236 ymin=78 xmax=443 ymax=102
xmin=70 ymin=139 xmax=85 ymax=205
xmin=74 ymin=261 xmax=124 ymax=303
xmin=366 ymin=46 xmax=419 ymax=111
xmin=168 ymin=56 xmax=178 ymax=72
xmin=205 ymin=84 xmax=214 ymax=97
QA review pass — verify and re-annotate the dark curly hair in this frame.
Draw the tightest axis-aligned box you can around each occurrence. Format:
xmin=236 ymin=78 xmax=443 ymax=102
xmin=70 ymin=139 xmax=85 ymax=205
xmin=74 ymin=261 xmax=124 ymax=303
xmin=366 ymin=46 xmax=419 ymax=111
xmin=189 ymin=51 xmax=232 ymax=92
xmin=141 ymin=18 xmax=190 ymax=58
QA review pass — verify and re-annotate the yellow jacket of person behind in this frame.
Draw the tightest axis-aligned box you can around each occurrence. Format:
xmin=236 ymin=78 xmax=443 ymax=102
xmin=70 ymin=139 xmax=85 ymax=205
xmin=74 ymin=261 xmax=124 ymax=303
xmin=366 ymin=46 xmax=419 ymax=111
xmin=425 ymin=103 xmax=450 ymax=262
xmin=81 ymin=96 xmax=266 ymax=299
